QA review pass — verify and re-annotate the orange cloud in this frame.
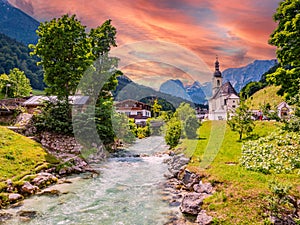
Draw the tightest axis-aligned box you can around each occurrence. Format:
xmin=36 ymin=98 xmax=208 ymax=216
xmin=8 ymin=0 xmax=280 ymax=85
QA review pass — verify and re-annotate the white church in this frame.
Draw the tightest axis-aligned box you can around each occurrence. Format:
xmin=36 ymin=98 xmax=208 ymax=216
xmin=208 ymin=57 xmax=240 ymax=120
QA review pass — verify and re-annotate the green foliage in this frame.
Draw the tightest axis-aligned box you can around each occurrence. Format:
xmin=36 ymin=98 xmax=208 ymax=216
xmin=284 ymin=86 xmax=300 ymax=132
xmin=136 ymin=127 xmax=148 ymax=139
xmin=0 ymin=68 xmax=32 ymax=98
xmin=165 ymin=116 xmax=182 ymax=149
xmin=240 ymin=81 xmax=263 ymax=99
xmin=33 ymin=100 xmax=73 ymax=134
xmin=94 ymin=99 xmax=115 ymax=145
xmin=268 ymin=0 xmax=300 ymax=100
xmin=184 ymin=114 xmax=200 ymax=139
xmin=152 ymin=99 xmax=162 ymax=118
xmin=0 ymin=33 xmax=44 ymax=90
xmin=30 ymin=14 xmax=91 ymax=101
xmin=227 ymin=101 xmax=255 ymax=140
xmin=31 ymin=15 xmax=119 ymax=144
xmin=265 ymin=180 xmax=296 ymax=222
xmin=176 ymin=102 xmax=196 ymax=122
xmin=240 ymin=131 xmax=300 ymax=174
xmin=111 ymin=111 xmax=135 ymax=144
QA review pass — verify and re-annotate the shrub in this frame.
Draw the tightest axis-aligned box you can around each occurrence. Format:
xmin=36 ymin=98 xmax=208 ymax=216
xmin=165 ymin=117 xmax=182 ymax=149
xmin=240 ymin=131 xmax=300 ymax=174
xmin=33 ymin=100 xmax=73 ymax=134
xmin=184 ymin=114 xmax=200 ymax=139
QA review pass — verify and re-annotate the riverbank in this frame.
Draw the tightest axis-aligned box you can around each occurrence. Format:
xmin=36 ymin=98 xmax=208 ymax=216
xmin=0 ymin=136 xmax=181 ymax=224
xmin=0 ymin=126 xmax=100 ymax=214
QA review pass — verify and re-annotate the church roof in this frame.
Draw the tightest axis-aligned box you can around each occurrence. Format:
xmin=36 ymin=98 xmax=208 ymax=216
xmin=211 ymin=82 xmax=238 ymax=99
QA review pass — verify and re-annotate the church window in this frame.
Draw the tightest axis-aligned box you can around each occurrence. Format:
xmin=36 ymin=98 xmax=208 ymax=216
xmin=232 ymin=105 xmax=236 ymax=108
xmin=224 ymin=99 xmax=227 ymax=105
xmin=217 ymin=80 xmax=220 ymax=86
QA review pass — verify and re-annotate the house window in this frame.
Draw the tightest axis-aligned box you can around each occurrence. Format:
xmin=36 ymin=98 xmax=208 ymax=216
xmin=125 ymin=112 xmax=130 ymax=116
xmin=137 ymin=112 xmax=142 ymax=116
xmin=233 ymin=100 xmax=235 ymax=103
xmin=232 ymin=105 xmax=236 ymax=108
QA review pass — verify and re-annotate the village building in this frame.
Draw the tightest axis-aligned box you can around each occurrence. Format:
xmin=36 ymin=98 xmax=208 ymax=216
xmin=277 ymin=102 xmax=292 ymax=120
xmin=22 ymin=95 xmax=90 ymax=113
xmin=114 ymin=99 xmax=152 ymax=126
xmin=208 ymin=57 xmax=240 ymax=120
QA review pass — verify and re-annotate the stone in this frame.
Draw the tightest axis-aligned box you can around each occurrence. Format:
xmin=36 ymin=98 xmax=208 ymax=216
xmin=180 ymin=193 xmax=208 ymax=215
xmin=17 ymin=210 xmax=37 ymax=219
xmin=196 ymin=210 xmax=213 ymax=225
xmin=180 ymin=169 xmax=201 ymax=190
xmin=21 ymin=182 xmax=39 ymax=195
xmin=193 ymin=182 xmax=213 ymax=194
xmin=0 ymin=212 xmax=13 ymax=222
xmin=32 ymin=172 xmax=58 ymax=187
xmin=38 ymin=189 xmax=61 ymax=196
xmin=8 ymin=193 xmax=23 ymax=202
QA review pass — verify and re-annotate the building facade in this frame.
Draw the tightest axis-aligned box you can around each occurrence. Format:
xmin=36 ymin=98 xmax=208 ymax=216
xmin=208 ymin=57 xmax=240 ymax=120
xmin=114 ymin=99 xmax=151 ymax=125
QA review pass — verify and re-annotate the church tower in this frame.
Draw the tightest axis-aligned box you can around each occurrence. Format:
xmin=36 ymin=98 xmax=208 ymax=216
xmin=212 ymin=56 xmax=223 ymax=95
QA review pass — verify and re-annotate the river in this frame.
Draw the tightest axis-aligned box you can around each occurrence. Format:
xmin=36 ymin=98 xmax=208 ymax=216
xmin=5 ymin=136 xmax=177 ymax=225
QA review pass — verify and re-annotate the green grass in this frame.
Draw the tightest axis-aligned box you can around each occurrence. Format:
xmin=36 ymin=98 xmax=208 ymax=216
xmin=179 ymin=121 xmax=300 ymax=224
xmin=246 ymin=85 xmax=284 ymax=110
xmin=0 ymin=126 xmax=59 ymax=190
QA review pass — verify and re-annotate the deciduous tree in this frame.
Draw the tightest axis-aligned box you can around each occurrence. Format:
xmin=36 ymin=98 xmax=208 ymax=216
xmin=0 ymin=68 xmax=32 ymax=98
xmin=30 ymin=14 xmax=91 ymax=102
xmin=227 ymin=101 xmax=255 ymax=140
xmin=268 ymin=0 xmax=300 ymax=100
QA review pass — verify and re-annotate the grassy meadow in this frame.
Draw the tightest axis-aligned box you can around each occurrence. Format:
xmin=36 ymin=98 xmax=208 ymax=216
xmin=179 ymin=120 xmax=300 ymax=224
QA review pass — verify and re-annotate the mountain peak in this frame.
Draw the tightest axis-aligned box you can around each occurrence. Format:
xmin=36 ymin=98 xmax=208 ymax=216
xmin=0 ymin=0 xmax=39 ymax=45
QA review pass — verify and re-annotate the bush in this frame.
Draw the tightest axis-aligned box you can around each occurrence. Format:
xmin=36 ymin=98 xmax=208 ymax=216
xmin=33 ymin=101 xmax=73 ymax=134
xmin=184 ymin=114 xmax=200 ymax=139
xmin=165 ymin=117 xmax=182 ymax=149
xmin=240 ymin=131 xmax=300 ymax=174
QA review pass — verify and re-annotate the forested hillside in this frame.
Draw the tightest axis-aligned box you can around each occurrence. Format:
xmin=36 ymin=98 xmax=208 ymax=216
xmin=0 ymin=33 xmax=44 ymax=90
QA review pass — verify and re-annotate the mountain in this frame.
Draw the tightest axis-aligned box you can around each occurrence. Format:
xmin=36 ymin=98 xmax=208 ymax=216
xmin=222 ymin=59 xmax=277 ymax=93
xmin=159 ymin=79 xmax=207 ymax=104
xmin=114 ymin=76 xmax=202 ymax=109
xmin=0 ymin=0 xmax=39 ymax=45
xmin=0 ymin=32 xmax=44 ymax=89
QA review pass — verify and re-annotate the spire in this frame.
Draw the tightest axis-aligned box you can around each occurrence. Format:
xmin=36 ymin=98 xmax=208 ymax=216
xmin=213 ymin=55 xmax=222 ymax=77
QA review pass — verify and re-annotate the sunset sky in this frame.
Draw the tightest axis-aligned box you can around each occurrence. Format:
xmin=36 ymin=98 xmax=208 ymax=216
xmin=8 ymin=0 xmax=281 ymax=88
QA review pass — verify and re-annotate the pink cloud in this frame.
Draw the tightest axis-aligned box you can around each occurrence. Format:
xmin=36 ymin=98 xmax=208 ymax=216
xmin=8 ymin=0 xmax=280 ymax=75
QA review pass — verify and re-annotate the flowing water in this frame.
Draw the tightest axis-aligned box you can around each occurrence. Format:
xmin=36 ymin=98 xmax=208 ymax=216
xmin=5 ymin=136 xmax=176 ymax=225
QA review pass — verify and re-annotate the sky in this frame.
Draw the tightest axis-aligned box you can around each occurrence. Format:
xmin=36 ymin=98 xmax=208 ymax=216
xmin=8 ymin=0 xmax=281 ymax=88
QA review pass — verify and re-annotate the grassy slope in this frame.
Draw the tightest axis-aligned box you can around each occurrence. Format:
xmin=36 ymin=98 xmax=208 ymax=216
xmin=246 ymin=85 xmax=284 ymax=110
xmin=180 ymin=121 xmax=300 ymax=224
xmin=0 ymin=126 xmax=58 ymax=190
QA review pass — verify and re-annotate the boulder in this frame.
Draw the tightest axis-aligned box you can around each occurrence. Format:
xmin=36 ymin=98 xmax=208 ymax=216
xmin=17 ymin=210 xmax=38 ymax=220
xmin=196 ymin=210 xmax=213 ymax=225
xmin=179 ymin=169 xmax=201 ymax=190
xmin=21 ymin=182 xmax=39 ymax=195
xmin=180 ymin=193 xmax=208 ymax=215
xmin=32 ymin=173 xmax=58 ymax=188
xmin=8 ymin=193 xmax=23 ymax=202
xmin=193 ymin=182 xmax=213 ymax=194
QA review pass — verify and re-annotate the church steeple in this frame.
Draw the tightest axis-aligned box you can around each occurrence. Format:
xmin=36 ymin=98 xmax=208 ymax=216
xmin=212 ymin=55 xmax=223 ymax=95
xmin=214 ymin=55 xmax=222 ymax=77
